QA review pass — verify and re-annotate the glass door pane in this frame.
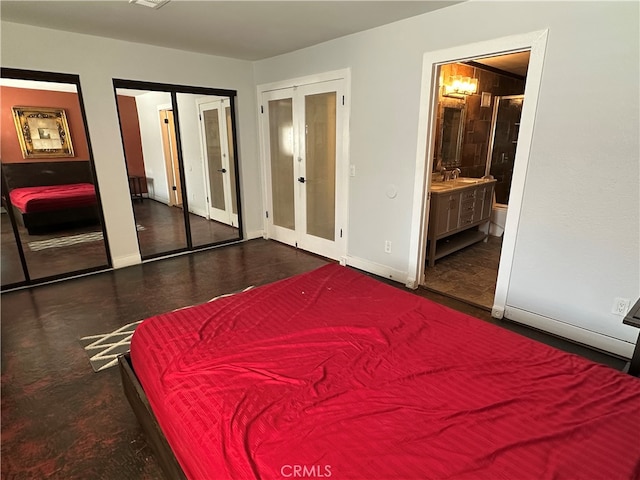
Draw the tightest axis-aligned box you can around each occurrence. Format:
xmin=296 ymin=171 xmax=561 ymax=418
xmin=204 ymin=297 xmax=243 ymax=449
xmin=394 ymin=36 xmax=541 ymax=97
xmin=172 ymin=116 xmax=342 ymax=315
xmin=268 ymin=98 xmax=295 ymax=230
xmin=304 ymin=92 xmax=336 ymax=241
xmin=203 ymin=107 xmax=226 ymax=211
xmin=488 ymin=95 xmax=523 ymax=205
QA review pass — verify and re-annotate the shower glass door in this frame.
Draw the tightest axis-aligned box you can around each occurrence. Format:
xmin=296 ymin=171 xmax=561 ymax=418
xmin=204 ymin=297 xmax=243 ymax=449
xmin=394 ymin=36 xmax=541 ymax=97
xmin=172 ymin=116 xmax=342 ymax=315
xmin=486 ymin=95 xmax=524 ymax=205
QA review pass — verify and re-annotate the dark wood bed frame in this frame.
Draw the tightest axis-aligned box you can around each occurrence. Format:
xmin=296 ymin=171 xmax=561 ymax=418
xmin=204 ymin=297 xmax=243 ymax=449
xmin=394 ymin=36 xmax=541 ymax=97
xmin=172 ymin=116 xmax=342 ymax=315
xmin=118 ymin=353 xmax=187 ymax=480
xmin=2 ymin=161 xmax=100 ymax=235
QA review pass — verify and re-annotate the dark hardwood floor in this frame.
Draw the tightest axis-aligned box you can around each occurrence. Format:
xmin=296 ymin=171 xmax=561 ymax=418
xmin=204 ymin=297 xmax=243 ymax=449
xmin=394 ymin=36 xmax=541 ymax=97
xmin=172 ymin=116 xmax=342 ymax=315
xmin=1 ymin=211 xmax=110 ymax=285
xmin=132 ymin=199 xmax=239 ymax=258
xmin=0 ymin=239 xmax=627 ymax=479
xmin=1 ymin=199 xmax=239 ymax=289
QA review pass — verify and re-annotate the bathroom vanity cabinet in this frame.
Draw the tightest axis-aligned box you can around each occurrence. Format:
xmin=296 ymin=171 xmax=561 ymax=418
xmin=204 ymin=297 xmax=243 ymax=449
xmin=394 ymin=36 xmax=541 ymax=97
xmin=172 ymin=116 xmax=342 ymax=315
xmin=427 ymin=179 xmax=496 ymax=267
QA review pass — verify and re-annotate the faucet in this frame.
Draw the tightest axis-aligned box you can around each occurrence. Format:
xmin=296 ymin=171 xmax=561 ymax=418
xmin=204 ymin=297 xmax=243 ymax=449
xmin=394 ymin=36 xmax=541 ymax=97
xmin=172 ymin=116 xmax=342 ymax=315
xmin=451 ymin=168 xmax=461 ymax=180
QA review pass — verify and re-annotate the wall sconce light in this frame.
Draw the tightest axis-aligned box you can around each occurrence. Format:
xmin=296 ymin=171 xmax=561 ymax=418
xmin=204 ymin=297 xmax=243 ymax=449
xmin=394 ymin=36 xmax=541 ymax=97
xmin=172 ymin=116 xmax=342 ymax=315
xmin=443 ymin=75 xmax=478 ymax=98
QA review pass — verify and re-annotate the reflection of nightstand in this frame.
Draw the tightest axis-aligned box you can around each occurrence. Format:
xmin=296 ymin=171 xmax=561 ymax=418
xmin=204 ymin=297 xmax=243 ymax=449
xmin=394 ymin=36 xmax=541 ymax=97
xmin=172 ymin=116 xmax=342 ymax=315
xmin=623 ymin=298 xmax=640 ymax=377
xmin=128 ymin=176 xmax=144 ymax=202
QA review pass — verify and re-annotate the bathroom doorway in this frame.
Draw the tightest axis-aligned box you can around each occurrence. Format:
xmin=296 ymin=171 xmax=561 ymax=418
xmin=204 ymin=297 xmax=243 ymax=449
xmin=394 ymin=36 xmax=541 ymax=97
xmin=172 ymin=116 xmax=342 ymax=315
xmin=422 ymin=52 xmax=530 ymax=310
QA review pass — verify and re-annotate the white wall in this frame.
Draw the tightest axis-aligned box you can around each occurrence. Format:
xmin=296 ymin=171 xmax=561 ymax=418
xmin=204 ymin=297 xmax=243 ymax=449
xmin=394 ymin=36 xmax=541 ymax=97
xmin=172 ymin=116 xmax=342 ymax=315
xmin=176 ymin=93 xmax=209 ymax=218
xmin=253 ymin=1 xmax=640 ymax=352
xmin=135 ymin=92 xmax=171 ymax=204
xmin=1 ymin=21 xmax=262 ymax=268
xmin=2 ymin=3 xmax=638 ymax=354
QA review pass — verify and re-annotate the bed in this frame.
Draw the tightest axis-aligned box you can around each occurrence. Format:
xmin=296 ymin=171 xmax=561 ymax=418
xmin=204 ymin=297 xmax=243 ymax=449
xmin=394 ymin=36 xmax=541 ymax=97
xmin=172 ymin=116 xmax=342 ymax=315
xmin=2 ymin=161 xmax=99 ymax=234
xmin=121 ymin=264 xmax=640 ymax=479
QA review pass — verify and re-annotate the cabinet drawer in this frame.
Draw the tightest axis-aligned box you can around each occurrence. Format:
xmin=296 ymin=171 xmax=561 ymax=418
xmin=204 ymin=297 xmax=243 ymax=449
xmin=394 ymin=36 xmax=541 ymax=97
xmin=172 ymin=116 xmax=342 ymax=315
xmin=461 ymin=189 xmax=477 ymax=201
xmin=461 ymin=198 xmax=475 ymax=212
xmin=459 ymin=211 xmax=475 ymax=227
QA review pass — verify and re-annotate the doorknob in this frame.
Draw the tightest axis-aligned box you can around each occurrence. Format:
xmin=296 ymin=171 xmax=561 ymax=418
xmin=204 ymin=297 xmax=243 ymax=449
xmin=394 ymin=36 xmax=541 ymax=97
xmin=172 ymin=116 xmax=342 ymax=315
xmin=298 ymin=177 xmax=306 ymax=183
xmin=217 ymin=168 xmax=227 ymax=173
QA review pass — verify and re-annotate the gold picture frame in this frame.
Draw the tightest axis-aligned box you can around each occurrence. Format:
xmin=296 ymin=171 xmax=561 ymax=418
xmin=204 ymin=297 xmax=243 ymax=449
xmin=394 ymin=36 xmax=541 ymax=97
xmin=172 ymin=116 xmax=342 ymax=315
xmin=11 ymin=106 xmax=74 ymax=158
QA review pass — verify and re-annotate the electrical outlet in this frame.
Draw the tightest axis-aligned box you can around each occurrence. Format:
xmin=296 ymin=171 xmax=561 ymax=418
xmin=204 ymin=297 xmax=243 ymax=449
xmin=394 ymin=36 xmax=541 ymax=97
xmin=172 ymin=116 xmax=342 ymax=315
xmin=611 ymin=297 xmax=630 ymax=316
xmin=384 ymin=240 xmax=392 ymax=254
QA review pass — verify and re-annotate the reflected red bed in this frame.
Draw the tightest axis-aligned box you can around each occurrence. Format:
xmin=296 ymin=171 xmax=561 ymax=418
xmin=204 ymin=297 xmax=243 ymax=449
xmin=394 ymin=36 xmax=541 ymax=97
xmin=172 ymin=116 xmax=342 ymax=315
xmin=9 ymin=183 xmax=97 ymax=213
xmin=130 ymin=264 xmax=640 ymax=479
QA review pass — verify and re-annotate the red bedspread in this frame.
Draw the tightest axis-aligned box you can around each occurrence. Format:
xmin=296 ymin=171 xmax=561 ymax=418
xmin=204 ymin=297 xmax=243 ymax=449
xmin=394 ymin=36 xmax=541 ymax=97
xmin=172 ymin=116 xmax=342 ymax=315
xmin=131 ymin=264 xmax=640 ymax=480
xmin=9 ymin=183 xmax=97 ymax=213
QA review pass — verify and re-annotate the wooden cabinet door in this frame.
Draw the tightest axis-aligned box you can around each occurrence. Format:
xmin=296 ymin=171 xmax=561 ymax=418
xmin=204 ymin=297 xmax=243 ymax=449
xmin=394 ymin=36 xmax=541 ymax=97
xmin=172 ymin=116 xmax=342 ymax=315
xmin=447 ymin=193 xmax=460 ymax=233
xmin=432 ymin=193 xmax=460 ymax=237
xmin=480 ymin=185 xmax=494 ymax=221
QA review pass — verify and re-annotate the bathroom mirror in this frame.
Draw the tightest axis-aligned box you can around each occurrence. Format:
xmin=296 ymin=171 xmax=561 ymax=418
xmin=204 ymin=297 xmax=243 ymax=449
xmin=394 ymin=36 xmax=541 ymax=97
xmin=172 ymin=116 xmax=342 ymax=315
xmin=438 ymin=105 xmax=465 ymax=168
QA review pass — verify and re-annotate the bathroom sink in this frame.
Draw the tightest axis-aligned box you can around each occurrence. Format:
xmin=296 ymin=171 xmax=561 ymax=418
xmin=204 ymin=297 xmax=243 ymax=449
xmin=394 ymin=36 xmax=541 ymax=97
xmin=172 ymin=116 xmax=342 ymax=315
xmin=430 ymin=183 xmax=456 ymax=191
xmin=431 ymin=177 xmax=488 ymax=191
xmin=453 ymin=178 xmax=483 ymax=185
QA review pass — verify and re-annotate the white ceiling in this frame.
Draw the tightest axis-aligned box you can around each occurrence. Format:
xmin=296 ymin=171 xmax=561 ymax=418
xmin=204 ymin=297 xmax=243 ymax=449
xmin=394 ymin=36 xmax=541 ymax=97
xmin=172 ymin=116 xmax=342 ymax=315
xmin=0 ymin=1 xmax=463 ymax=61
xmin=472 ymin=51 xmax=530 ymax=78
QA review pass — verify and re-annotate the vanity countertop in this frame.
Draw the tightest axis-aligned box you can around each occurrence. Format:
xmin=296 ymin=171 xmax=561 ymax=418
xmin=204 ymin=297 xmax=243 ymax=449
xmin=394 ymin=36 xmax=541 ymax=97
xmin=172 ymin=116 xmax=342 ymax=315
xmin=430 ymin=177 xmax=495 ymax=193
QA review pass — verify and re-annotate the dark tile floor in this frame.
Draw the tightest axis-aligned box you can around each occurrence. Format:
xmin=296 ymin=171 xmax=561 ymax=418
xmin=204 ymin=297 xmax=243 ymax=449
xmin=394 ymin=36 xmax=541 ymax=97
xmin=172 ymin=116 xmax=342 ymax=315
xmin=1 ymin=239 xmax=627 ymax=479
xmin=424 ymin=234 xmax=502 ymax=310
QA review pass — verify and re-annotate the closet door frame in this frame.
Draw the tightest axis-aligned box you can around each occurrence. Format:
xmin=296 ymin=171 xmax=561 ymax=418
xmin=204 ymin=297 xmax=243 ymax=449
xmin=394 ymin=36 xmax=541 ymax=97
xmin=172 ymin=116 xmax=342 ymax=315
xmin=257 ymin=69 xmax=350 ymax=263
xmin=1 ymin=67 xmax=112 ymax=291
xmin=113 ymin=79 xmax=244 ymax=260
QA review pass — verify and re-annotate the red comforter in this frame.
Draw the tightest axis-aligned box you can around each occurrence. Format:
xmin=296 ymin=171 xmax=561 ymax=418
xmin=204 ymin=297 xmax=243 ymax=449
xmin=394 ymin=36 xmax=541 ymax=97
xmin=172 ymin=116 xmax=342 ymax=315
xmin=131 ymin=264 xmax=640 ymax=480
xmin=9 ymin=183 xmax=97 ymax=213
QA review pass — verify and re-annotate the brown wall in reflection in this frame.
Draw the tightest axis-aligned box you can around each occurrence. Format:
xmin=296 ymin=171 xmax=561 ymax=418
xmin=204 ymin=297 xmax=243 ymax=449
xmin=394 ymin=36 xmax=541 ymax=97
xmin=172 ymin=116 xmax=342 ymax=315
xmin=1 ymin=86 xmax=90 ymax=163
xmin=115 ymin=95 xmax=147 ymax=193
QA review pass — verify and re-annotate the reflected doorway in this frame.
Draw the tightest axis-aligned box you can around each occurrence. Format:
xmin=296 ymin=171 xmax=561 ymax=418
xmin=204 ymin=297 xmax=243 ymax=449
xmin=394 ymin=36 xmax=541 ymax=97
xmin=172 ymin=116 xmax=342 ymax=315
xmin=159 ymin=108 xmax=183 ymax=207
xmin=198 ymin=98 xmax=238 ymax=228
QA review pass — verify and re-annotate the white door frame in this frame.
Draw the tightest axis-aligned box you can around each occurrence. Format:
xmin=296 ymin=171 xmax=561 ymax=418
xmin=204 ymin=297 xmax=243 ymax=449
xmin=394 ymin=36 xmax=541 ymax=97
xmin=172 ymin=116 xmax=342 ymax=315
xmin=257 ymin=69 xmax=351 ymax=263
xmin=407 ymin=30 xmax=549 ymax=320
xmin=157 ymin=103 xmax=180 ymax=206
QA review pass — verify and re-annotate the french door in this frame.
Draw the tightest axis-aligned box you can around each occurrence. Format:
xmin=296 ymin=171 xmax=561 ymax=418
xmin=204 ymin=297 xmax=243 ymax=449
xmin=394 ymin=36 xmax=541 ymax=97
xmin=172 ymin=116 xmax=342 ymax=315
xmin=261 ymin=79 xmax=347 ymax=261
xmin=198 ymin=99 xmax=238 ymax=227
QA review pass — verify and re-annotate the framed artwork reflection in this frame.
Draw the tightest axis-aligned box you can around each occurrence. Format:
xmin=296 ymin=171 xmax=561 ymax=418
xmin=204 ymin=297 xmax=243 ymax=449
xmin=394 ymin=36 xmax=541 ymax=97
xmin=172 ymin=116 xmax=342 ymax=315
xmin=11 ymin=106 xmax=74 ymax=158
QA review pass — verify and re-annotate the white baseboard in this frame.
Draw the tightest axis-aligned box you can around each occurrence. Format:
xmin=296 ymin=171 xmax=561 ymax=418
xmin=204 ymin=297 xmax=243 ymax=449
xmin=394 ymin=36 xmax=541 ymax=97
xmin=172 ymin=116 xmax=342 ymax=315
xmin=504 ymin=306 xmax=634 ymax=359
xmin=148 ymin=194 xmax=169 ymax=205
xmin=112 ymin=253 xmax=141 ymax=269
xmin=345 ymin=255 xmax=407 ymax=284
xmin=244 ymin=230 xmax=264 ymax=240
xmin=188 ymin=206 xmax=209 ymax=218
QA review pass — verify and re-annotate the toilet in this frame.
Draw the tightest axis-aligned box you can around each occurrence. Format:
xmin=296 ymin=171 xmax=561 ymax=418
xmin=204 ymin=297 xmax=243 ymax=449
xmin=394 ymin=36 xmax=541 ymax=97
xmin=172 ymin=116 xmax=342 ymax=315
xmin=489 ymin=203 xmax=508 ymax=237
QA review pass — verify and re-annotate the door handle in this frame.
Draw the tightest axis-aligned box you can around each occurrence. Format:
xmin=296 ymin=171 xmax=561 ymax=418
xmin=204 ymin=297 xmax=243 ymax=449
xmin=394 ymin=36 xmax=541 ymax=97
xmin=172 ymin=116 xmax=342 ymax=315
xmin=217 ymin=168 xmax=227 ymax=173
xmin=298 ymin=177 xmax=306 ymax=183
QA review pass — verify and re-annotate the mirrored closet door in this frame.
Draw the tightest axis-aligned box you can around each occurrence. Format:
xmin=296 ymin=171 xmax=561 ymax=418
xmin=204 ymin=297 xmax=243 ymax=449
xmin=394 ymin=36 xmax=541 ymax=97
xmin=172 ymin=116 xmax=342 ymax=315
xmin=1 ymin=68 xmax=111 ymax=290
xmin=113 ymin=80 xmax=242 ymax=259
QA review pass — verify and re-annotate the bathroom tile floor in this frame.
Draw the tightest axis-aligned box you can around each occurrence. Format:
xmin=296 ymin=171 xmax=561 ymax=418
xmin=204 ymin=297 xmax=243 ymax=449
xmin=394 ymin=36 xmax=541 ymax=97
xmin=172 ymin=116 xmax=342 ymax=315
xmin=424 ymin=234 xmax=502 ymax=310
